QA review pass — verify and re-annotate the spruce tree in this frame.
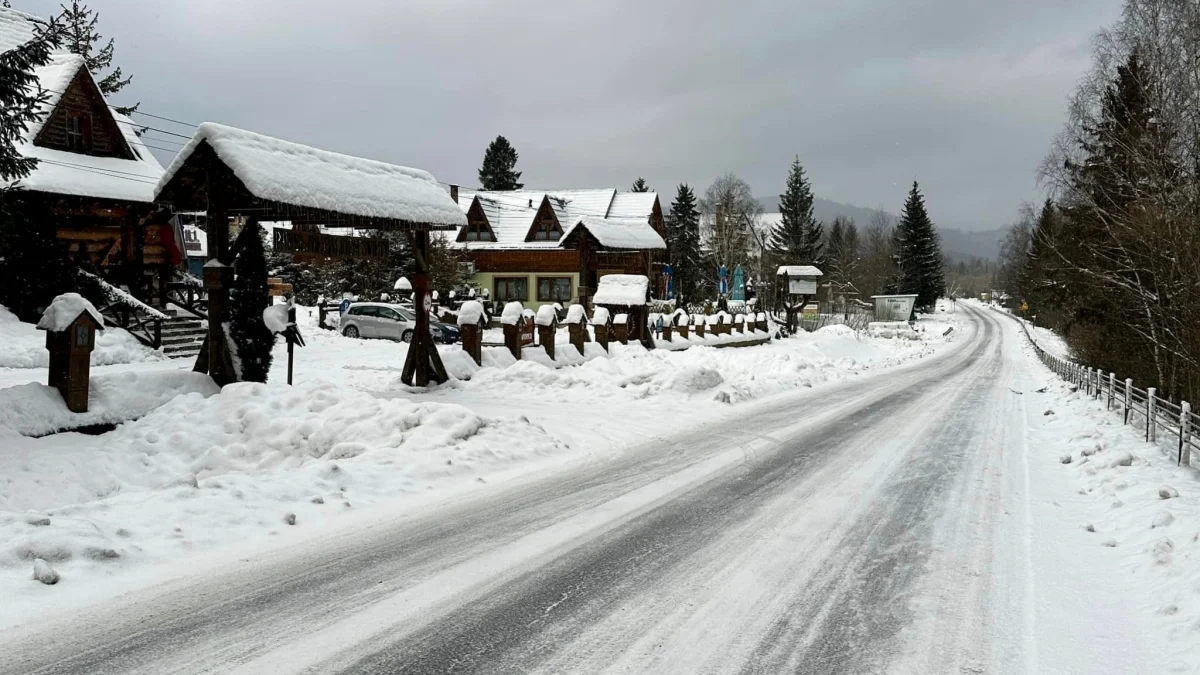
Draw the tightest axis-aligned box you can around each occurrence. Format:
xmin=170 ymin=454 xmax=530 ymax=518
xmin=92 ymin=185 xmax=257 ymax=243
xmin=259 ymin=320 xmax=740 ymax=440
xmin=57 ymin=1 xmax=137 ymax=115
xmin=478 ymin=135 xmax=523 ymax=191
xmin=631 ymin=177 xmax=649 ymax=193
xmin=0 ymin=196 xmax=77 ymax=321
xmin=668 ymin=184 xmax=702 ymax=304
xmin=229 ymin=223 xmax=274 ymax=382
xmin=770 ymin=157 xmax=823 ymax=265
xmin=0 ymin=17 xmax=59 ymax=181
xmin=892 ymin=181 xmax=944 ymax=311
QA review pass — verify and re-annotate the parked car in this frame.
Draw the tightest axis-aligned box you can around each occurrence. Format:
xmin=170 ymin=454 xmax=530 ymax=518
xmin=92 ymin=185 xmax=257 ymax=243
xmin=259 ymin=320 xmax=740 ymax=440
xmin=340 ymin=303 xmax=460 ymax=344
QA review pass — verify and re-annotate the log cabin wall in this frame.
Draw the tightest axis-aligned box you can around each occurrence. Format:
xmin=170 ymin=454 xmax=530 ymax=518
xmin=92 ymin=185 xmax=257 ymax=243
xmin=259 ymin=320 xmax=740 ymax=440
xmin=34 ymin=70 xmax=134 ymax=159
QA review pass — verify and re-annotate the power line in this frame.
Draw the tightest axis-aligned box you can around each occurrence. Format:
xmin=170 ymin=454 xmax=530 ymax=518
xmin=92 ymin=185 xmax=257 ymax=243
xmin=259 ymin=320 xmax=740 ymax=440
xmin=36 ymin=157 xmax=161 ymax=182
xmin=129 ymin=109 xmax=197 ymax=129
xmin=34 ymin=158 xmax=160 ymax=185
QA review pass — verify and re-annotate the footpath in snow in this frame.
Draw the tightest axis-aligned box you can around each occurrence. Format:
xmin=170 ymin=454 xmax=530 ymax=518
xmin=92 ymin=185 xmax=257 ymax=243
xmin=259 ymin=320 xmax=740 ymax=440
xmin=0 ymin=301 xmax=965 ymax=626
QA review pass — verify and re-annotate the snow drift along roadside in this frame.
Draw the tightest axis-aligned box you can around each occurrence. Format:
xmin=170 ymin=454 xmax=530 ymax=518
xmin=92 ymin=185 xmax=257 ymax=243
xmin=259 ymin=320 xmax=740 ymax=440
xmin=0 ymin=304 xmax=165 ymax=369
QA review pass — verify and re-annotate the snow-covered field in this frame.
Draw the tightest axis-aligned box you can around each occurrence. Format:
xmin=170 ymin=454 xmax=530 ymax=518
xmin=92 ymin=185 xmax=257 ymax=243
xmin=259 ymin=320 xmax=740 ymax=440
xmin=0 ymin=301 xmax=964 ymax=623
xmin=0 ymin=304 xmax=166 ymax=370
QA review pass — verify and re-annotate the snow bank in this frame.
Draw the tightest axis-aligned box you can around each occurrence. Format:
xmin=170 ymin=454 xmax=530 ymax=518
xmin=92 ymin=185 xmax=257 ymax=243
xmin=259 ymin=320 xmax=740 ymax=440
xmin=36 ymin=293 xmax=104 ymax=332
xmin=593 ymin=274 xmax=649 ymax=307
xmin=158 ymin=123 xmax=466 ymax=227
xmin=0 ymin=380 xmax=566 ymax=596
xmin=0 ymin=371 xmax=218 ymax=437
xmin=0 ymin=305 xmax=165 ymax=369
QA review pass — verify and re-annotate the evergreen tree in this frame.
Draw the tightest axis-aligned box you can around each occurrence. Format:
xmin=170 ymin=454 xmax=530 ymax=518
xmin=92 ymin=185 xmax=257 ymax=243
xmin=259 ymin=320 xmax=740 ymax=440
xmin=631 ymin=177 xmax=649 ymax=193
xmin=478 ymin=135 xmax=523 ymax=191
xmin=57 ymin=1 xmax=137 ymax=115
xmin=892 ymin=181 xmax=944 ymax=311
xmin=0 ymin=17 xmax=59 ymax=181
xmin=229 ymin=223 xmax=274 ymax=382
xmin=667 ymin=183 xmax=702 ymax=304
xmin=770 ymin=157 xmax=823 ymax=264
xmin=0 ymin=196 xmax=77 ymax=321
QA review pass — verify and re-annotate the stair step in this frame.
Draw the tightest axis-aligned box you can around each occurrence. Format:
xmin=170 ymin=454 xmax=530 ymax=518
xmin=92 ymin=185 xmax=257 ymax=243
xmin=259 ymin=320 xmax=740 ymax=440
xmin=161 ymin=326 xmax=204 ymax=336
xmin=162 ymin=335 xmax=203 ymax=346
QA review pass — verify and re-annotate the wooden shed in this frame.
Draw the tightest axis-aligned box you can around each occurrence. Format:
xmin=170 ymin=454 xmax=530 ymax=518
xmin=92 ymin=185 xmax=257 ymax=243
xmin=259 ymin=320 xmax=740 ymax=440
xmin=592 ymin=274 xmax=653 ymax=349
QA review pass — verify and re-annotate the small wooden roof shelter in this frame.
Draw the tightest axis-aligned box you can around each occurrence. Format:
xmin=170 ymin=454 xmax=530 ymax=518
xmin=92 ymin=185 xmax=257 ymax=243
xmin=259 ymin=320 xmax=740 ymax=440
xmin=154 ymin=123 xmax=466 ymax=387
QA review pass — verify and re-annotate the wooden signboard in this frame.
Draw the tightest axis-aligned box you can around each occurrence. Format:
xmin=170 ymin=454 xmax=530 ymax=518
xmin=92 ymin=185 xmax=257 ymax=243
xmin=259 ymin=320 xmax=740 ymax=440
xmin=267 ymin=277 xmax=294 ymax=297
xmin=273 ymin=229 xmax=388 ymax=261
xmin=520 ymin=318 xmax=535 ymax=346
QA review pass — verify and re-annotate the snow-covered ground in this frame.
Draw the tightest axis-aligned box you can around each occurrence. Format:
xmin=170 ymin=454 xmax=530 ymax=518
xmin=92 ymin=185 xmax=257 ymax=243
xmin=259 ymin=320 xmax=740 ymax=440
xmin=0 ymin=300 xmax=965 ymax=623
xmin=0 ymin=304 xmax=166 ymax=370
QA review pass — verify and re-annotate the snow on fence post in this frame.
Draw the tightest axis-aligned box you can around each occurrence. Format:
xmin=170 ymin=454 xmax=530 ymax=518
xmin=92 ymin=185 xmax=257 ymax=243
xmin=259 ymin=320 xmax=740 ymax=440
xmin=457 ymin=300 xmax=485 ymax=366
xmin=1147 ymin=387 xmax=1157 ymax=443
xmin=1182 ymin=402 xmax=1193 ymax=466
xmin=1108 ymin=372 xmax=1115 ymax=410
xmin=501 ymin=301 xmax=524 ymax=360
xmin=565 ymin=304 xmax=588 ymax=355
xmin=613 ymin=313 xmax=629 ymax=344
xmin=1124 ymin=379 xmax=1133 ymax=425
xmin=593 ymin=307 xmax=612 ymax=352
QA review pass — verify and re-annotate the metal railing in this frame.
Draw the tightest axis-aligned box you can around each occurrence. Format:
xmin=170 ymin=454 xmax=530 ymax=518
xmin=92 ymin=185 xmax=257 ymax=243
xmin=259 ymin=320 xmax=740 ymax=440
xmin=1008 ymin=312 xmax=1199 ymax=466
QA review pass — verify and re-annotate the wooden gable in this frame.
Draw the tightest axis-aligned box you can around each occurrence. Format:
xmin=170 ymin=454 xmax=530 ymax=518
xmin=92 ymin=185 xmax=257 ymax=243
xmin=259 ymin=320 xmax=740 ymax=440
xmin=649 ymin=197 xmax=665 ymax=237
xmin=34 ymin=67 xmax=135 ymax=160
xmin=457 ymin=196 xmax=497 ymax=242
xmin=524 ymin=196 xmax=563 ymax=242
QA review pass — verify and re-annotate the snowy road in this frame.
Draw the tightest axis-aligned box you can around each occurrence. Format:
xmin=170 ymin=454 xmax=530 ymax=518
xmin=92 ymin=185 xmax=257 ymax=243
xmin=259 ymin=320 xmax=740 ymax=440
xmin=0 ymin=305 xmax=1103 ymax=673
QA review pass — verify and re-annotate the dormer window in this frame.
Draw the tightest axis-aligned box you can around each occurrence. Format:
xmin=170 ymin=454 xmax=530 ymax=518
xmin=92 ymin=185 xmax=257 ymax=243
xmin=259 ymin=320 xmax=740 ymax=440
xmin=66 ymin=111 xmax=92 ymax=152
xmin=530 ymin=217 xmax=562 ymax=241
xmin=460 ymin=219 xmax=496 ymax=242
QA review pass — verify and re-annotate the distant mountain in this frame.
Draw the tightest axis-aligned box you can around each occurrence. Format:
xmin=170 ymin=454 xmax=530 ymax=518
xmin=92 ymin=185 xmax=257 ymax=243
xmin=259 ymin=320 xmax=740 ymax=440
xmin=754 ymin=195 xmax=1004 ymax=261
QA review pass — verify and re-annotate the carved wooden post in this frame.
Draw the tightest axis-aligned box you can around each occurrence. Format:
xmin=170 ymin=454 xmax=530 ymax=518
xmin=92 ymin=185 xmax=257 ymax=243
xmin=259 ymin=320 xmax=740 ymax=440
xmin=39 ymin=296 xmax=102 ymax=413
xmin=500 ymin=301 xmax=525 ymax=360
xmin=675 ymin=313 xmax=689 ymax=340
xmin=593 ymin=307 xmax=612 ymax=351
xmin=565 ymin=304 xmax=588 ymax=355
xmin=458 ymin=300 xmax=484 ymax=366
xmin=536 ymin=305 xmax=557 ymax=360
xmin=695 ymin=315 xmax=706 ymax=338
xmin=613 ymin=313 xmax=629 ymax=344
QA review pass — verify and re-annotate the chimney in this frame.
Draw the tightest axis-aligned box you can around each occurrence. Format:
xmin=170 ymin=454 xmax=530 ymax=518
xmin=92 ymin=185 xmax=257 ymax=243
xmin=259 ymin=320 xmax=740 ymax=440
xmin=449 ymin=184 xmax=459 ymax=203
xmin=528 ymin=199 xmax=533 ymax=208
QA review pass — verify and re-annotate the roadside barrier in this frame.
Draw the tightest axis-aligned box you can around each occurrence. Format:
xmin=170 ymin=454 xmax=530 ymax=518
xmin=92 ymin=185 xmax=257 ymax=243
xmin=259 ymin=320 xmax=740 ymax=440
xmin=1006 ymin=310 xmax=1199 ymax=466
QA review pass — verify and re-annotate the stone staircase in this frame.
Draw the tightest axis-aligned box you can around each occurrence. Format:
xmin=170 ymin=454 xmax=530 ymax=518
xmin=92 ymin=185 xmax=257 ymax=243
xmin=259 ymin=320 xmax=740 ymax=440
xmin=160 ymin=314 xmax=206 ymax=359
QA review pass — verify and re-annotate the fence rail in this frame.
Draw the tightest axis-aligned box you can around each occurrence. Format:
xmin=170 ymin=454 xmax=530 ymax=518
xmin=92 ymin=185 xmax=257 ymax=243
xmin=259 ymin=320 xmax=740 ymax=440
xmin=1008 ymin=312 xmax=1199 ymax=466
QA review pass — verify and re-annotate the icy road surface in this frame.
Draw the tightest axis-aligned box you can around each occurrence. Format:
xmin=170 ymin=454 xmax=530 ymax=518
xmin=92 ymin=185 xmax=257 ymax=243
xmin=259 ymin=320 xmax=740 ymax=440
xmin=0 ymin=305 xmax=1142 ymax=674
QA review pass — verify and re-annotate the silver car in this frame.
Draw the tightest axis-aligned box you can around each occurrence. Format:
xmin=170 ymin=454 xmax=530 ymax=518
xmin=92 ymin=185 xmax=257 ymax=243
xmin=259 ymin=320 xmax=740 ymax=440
xmin=341 ymin=302 xmax=418 ymax=342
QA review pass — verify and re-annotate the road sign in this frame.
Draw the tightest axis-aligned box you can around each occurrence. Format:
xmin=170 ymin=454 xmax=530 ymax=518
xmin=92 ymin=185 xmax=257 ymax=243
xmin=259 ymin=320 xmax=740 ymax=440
xmin=1021 ymin=301 xmax=1029 ymax=312
xmin=424 ymin=293 xmax=433 ymax=313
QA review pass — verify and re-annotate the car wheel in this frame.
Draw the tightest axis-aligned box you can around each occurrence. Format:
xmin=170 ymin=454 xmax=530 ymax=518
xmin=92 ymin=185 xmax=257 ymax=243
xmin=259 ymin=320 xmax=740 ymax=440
xmin=401 ymin=329 xmax=414 ymax=343
xmin=343 ymin=325 xmax=359 ymax=339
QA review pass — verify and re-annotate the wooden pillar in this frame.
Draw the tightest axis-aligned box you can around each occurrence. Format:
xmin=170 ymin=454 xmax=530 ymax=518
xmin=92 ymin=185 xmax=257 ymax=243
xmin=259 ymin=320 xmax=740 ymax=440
xmin=402 ymin=230 xmax=448 ymax=387
xmin=460 ymin=323 xmax=482 ymax=365
xmin=539 ymin=320 xmax=556 ymax=360
xmin=568 ymin=322 xmax=587 ymax=355
xmin=577 ymin=236 xmax=593 ymax=312
xmin=195 ymin=174 xmax=237 ymax=386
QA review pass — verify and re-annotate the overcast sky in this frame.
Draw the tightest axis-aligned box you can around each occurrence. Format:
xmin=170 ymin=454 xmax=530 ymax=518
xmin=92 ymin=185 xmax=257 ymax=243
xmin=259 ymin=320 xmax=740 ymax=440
xmin=23 ymin=0 xmax=1122 ymax=230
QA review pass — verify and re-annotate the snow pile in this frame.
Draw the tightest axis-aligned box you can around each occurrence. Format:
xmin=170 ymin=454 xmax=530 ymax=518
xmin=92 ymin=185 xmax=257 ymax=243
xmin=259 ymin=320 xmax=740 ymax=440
xmin=457 ymin=301 xmax=484 ymax=327
xmin=592 ymin=274 xmax=649 ymax=307
xmin=36 ymin=293 xmax=104 ymax=332
xmin=613 ymin=313 xmax=628 ymax=325
xmin=156 ymin=123 xmax=467 ymax=227
xmin=394 ymin=277 xmax=412 ymax=291
xmin=564 ymin=304 xmax=586 ymax=325
xmin=0 ymin=305 xmax=165 ymax=369
xmin=501 ymin=302 xmax=524 ymax=326
xmin=0 ymin=370 xmax=218 ymax=437
xmin=592 ymin=307 xmax=611 ymax=326
xmin=535 ymin=304 xmax=557 ymax=327
xmin=262 ymin=304 xmax=290 ymax=334
xmin=0 ymin=380 xmax=566 ymax=599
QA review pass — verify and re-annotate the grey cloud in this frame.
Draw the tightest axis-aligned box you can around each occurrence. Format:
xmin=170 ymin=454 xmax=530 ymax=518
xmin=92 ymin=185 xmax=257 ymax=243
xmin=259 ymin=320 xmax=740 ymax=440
xmin=20 ymin=0 xmax=1122 ymax=228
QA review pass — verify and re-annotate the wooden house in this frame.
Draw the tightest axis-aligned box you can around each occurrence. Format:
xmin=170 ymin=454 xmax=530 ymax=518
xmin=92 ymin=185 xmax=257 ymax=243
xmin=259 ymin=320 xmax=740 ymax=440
xmin=450 ymin=187 xmax=667 ymax=311
xmin=1 ymin=7 xmax=171 ymax=301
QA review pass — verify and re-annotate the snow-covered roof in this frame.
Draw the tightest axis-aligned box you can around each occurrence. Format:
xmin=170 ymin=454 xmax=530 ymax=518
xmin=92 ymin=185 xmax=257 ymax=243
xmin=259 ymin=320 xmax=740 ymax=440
xmin=593 ymin=274 xmax=649 ymax=307
xmin=777 ymin=265 xmax=823 ymax=277
xmin=1 ymin=7 xmax=165 ymax=202
xmin=452 ymin=187 xmax=661 ymax=251
xmin=571 ymin=216 xmax=666 ymax=250
xmin=156 ymin=123 xmax=466 ymax=228
xmin=37 ymin=293 xmax=104 ymax=332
